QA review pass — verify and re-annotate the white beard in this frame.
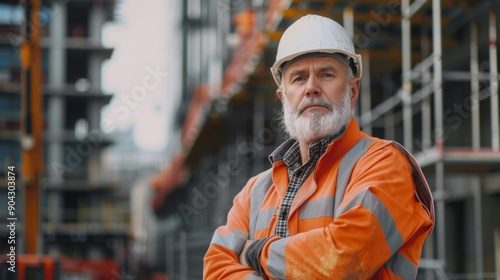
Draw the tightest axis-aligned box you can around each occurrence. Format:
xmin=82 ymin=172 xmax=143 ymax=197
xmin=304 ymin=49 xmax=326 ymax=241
xmin=282 ymin=85 xmax=352 ymax=144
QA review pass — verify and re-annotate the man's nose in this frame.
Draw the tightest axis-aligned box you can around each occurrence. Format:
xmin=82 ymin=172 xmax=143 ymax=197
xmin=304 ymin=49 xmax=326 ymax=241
xmin=305 ymin=76 xmax=320 ymax=95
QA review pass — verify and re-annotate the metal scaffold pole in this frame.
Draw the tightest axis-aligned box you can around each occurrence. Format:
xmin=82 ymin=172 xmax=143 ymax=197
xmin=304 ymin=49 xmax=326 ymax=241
xmin=470 ymin=22 xmax=481 ymax=151
xmin=402 ymin=0 xmax=413 ymax=151
xmin=361 ymin=51 xmax=372 ymax=135
xmin=489 ymin=10 xmax=499 ymax=151
xmin=421 ymin=29 xmax=432 ymax=152
xmin=495 ymin=226 xmax=500 ymax=277
xmin=432 ymin=0 xmax=446 ymax=267
xmin=471 ymin=18 xmax=485 ymax=273
xmin=342 ymin=6 xmax=354 ymax=38
xmin=472 ymin=176 xmax=484 ymax=273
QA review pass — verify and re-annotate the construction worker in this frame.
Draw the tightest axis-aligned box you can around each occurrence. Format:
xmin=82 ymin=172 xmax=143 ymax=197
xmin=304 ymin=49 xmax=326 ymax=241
xmin=203 ymin=14 xmax=434 ymax=279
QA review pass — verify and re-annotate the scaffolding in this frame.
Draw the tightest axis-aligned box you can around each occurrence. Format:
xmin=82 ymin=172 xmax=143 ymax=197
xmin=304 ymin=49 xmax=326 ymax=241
xmin=357 ymin=0 xmax=500 ymax=277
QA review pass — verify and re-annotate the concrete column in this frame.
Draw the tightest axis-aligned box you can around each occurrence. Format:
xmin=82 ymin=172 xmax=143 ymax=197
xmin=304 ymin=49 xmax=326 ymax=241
xmin=88 ymin=54 xmax=102 ymax=92
xmin=49 ymin=3 xmax=66 ymax=87
xmin=89 ymin=6 xmax=105 ymax=91
xmin=88 ymin=101 xmax=101 ymax=183
xmin=47 ymin=2 xmax=67 ymax=229
xmin=48 ymin=1 xmax=66 ymax=179
xmin=87 ymin=4 xmax=106 ymax=183
xmin=87 ymin=101 xmax=101 ymax=130
xmin=89 ymin=4 xmax=104 ymax=43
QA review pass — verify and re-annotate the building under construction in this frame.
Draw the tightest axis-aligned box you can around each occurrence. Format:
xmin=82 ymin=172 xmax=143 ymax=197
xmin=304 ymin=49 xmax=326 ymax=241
xmin=0 ymin=0 xmax=129 ymax=278
xmin=148 ymin=0 xmax=500 ymax=278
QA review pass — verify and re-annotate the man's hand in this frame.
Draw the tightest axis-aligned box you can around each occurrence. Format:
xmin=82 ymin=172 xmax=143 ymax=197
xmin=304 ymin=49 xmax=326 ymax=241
xmin=239 ymin=239 xmax=254 ymax=266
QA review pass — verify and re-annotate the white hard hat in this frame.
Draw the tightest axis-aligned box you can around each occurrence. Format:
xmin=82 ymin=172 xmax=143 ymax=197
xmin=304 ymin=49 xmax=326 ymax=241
xmin=271 ymin=14 xmax=362 ymax=86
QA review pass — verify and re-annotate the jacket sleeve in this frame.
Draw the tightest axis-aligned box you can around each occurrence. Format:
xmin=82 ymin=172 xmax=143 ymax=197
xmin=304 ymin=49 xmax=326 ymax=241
xmin=257 ymin=145 xmax=434 ymax=279
xmin=203 ymin=174 xmax=264 ymax=280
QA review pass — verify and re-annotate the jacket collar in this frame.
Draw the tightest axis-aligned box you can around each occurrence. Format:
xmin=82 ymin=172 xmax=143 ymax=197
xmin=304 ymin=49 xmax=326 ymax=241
xmin=269 ymin=117 xmax=361 ymax=165
xmin=268 ymin=117 xmax=363 ymax=205
xmin=268 ymin=122 xmax=352 ymax=165
xmin=315 ymin=117 xmax=363 ymax=175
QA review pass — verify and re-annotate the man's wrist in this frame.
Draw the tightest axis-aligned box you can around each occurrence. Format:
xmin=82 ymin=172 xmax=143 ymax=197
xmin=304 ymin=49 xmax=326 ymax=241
xmin=245 ymin=237 xmax=272 ymax=275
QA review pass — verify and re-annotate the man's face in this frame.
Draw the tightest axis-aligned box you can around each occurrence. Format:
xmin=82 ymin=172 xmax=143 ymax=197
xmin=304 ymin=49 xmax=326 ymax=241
xmin=279 ymin=56 xmax=360 ymax=144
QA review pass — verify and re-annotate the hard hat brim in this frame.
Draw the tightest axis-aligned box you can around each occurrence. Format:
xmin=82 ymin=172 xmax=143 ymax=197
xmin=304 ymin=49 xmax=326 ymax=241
xmin=271 ymin=49 xmax=362 ymax=86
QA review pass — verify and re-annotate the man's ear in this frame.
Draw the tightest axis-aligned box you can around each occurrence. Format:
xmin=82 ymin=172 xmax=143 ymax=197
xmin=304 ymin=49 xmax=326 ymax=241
xmin=349 ymin=78 xmax=360 ymax=108
xmin=276 ymin=89 xmax=283 ymax=103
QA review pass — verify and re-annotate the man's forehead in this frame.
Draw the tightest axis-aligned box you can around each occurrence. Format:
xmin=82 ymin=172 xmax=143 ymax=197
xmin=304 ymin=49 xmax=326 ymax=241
xmin=283 ymin=55 xmax=347 ymax=75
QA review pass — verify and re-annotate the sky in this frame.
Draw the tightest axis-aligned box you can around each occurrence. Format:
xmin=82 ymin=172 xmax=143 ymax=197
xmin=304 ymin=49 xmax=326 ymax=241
xmin=101 ymin=0 xmax=177 ymax=152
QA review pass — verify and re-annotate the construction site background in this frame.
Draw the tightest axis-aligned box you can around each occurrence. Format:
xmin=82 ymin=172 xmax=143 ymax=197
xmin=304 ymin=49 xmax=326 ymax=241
xmin=1 ymin=0 xmax=500 ymax=279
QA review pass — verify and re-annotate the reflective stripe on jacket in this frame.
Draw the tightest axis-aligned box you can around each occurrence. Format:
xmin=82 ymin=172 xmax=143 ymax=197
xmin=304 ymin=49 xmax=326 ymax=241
xmin=203 ymin=118 xmax=435 ymax=280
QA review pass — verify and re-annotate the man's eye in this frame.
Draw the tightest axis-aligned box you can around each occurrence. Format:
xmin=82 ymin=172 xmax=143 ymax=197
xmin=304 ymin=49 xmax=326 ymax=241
xmin=322 ymin=73 xmax=334 ymax=78
xmin=293 ymin=76 xmax=305 ymax=83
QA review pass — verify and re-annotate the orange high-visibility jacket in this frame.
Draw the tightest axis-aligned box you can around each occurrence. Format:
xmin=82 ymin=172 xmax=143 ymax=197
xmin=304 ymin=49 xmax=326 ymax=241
xmin=204 ymin=118 xmax=435 ymax=279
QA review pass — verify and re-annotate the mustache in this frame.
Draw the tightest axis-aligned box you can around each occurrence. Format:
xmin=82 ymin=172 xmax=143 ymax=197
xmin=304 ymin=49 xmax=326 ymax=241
xmin=297 ymin=98 xmax=334 ymax=114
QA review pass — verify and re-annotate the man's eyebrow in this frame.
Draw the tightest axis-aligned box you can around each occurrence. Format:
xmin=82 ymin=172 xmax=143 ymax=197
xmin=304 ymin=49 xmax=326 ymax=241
xmin=288 ymin=65 xmax=340 ymax=78
xmin=287 ymin=67 xmax=308 ymax=78
xmin=318 ymin=65 xmax=340 ymax=73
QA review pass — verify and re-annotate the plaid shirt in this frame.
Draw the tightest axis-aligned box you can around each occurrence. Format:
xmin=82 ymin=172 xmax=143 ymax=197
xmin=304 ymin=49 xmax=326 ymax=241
xmin=269 ymin=129 xmax=345 ymax=237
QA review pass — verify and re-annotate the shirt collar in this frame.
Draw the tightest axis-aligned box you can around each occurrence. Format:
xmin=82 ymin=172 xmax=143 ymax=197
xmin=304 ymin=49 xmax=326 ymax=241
xmin=268 ymin=125 xmax=347 ymax=165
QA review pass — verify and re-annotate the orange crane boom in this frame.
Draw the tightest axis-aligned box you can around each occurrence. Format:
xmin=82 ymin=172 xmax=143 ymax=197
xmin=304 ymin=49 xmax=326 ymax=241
xmin=20 ymin=0 xmax=43 ymax=255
